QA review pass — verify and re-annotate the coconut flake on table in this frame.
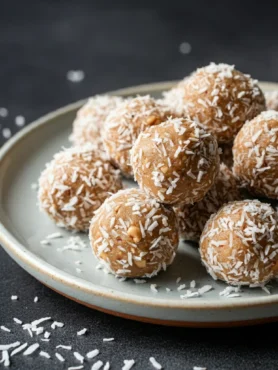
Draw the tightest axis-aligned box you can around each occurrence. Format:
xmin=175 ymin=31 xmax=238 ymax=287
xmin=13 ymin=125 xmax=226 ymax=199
xmin=2 ymin=127 xmax=11 ymax=139
xmin=55 ymin=352 xmax=65 ymax=362
xmin=51 ymin=321 xmax=64 ymax=329
xmin=56 ymin=345 xmax=72 ymax=350
xmin=193 ymin=367 xmax=207 ymax=370
xmin=66 ymin=70 xmax=85 ymax=83
xmin=13 ymin=318 xmax=22 ymax=324
xmin=0 ymin=326 xmax=11 ymax=332
xmin=15 ymin=115 xmax=25 ymax=127
xmin=77 ymin=328 xmax=87 ymax=336
xmin=103 ymin=362 xmax=110 ymax=370
xmin=149 ymin=356 xmax=163 ymax=369
xmin=103 ymin=338 xmax=114 ymax=342
xmin=73 ymin=352 xmax=84 ymax=363
xmin=91 ymin=360 xmax=104 ymax=370
xmin=39 ymin=351 xmax=51 ymax=359
xmin=11 ymin=295 xmax=18 ymax=301
xmin=34 ymin=296 xmax=39 ymax=303
xmin=179 ymin=41 xmax=192 ymax=54
xmin=122 ymin=359 xmax=135 ymax=370
xmin=0 ymin=107 xmax=8 ymax=117
xmin=86 ymin=349 xmax=99 ymax=359
xmin=0 ymin=350 xmax=10 ymax=367
xmin=68 ymin=366 xmax=84 ymax=370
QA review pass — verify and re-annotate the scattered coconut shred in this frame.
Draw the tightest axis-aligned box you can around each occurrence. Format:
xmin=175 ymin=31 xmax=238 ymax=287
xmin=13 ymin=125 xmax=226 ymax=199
xmin=149 ymin=356 xmax=163 ymax=369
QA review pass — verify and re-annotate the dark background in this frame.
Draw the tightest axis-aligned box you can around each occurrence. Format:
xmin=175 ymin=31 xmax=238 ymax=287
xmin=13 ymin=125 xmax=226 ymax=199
xmin=1 ymin=1 xmax=278 ymax=369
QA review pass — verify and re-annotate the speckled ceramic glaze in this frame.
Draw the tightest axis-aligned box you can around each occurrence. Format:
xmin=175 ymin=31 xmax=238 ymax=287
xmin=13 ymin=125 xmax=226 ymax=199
xmin=1 ymin=81 xmax=278 ymax=327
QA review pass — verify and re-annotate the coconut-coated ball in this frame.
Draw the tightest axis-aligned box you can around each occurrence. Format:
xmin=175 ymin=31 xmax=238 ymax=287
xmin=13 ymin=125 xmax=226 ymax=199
xmin=200 ymin=200 xmax=278 ymax=286
xmin=233 ymin=110 xmax=278 ymax=199
xmin=38 ymin=145 xmax=123 ymax=231
xmin=163 ymin=63 xmax=265 ymax=143
xmin=131 ymin=117 xmax=220 ymax=205
xmin=175 ymin=164 xmax=241 ymax=241
xmin=89 ymin=188 xmax=179 ymax=278
xmin=70 ymin=95 xmax=124 ymax=148
xmin=103 ymin=95 xmax=164 ymax=177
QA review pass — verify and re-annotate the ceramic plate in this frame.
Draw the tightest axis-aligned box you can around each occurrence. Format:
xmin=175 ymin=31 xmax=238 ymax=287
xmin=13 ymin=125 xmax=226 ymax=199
xmin=1 ymin=81 xmax=278 ymax=328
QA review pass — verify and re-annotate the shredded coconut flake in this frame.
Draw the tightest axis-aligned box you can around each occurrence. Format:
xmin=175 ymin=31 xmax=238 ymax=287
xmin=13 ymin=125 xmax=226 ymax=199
xmin=86 ymin=349 xmax=99 ymax=359
xmin=77 ymin=328 xmax=87 ymax=336
xmin=122 ymin=359 xmax=135 ymax=370
xmin=39 ymin=351 xmax=51 ymax=359
xmin=55 ymin=352 xmax=65 ymax=362
xmin=91 ymin=360 xmax=104 ymax=370
xmin=149 ymin=356 xmax=162 ymax=369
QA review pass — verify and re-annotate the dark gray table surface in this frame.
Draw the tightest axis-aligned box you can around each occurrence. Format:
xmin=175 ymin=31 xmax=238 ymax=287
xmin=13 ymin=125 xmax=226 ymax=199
xmin=1 ymin=1 xmax=278 ymax=369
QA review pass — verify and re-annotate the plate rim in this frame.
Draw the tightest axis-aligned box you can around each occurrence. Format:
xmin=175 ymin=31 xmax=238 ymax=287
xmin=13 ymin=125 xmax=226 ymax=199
xmin=1 ymin=80 xmax=278 ymax=311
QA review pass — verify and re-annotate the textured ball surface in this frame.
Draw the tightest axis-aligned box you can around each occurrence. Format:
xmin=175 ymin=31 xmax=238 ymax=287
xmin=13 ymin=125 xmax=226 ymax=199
xmin=175 ymin=164 xmax=241 ymax=241
xmin=233 ymin=110 xmax=278 ymax=199
xmin=163 ymin=63 xmax=265 ymax=143
xmin=90 ymin=188 xmax=179 ymax=278
xmin=131 ymin=117 xmax=220 ymax=205
xmin=200 ymin=200 xmax=278 ymax=286
xmin=71 ymin=95 xmax=123 ymax=148
xmin=103 ymin=95 xmax=164 ymax=177
xmin=38 ymin=145 xmax=123 ymax=231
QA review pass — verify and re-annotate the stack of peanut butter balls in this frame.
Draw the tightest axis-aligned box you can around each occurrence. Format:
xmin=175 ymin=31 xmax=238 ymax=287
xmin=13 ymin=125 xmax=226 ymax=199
xmin=38 ymin=63 xmax=278 ymax=287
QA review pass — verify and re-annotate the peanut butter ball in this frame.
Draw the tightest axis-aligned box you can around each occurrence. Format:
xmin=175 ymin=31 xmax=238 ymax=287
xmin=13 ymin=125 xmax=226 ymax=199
xmin=131 ymin=117 xmax=220 ymax=205
xmin=200 ymin=200 xmax=278 ymax=286
xmin=175 ymin=164 xmax=241 ymax=241
xmin=38 ymin=144 xmax=122 ymax=231
xmin=70 ymin=95 xmax=123 ymax=148
xmin=233 ymin=110 xmax=278 ymax=199
xmin=89 ymin=188 xmax=179 ymax=278
xmin=103 ymin=95 xmax=164 ymax=177
xmin=163 ymin=63 xmax=265 ymax=143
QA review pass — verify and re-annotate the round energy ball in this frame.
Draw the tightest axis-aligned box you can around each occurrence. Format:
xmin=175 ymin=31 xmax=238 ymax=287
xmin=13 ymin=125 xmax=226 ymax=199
xmin=103 ymin=95 xmax=164 ymax=177
xmin=131 ymin=117 xmax=220 ymax=205
xmin=38 ymin=145 xmax=123 ymax=231
xmin=200 ymin=200 xmax=278 ymax=286
xmin=233 ymin=110 xmax=278 ymax=199
xmin=89 ymin=188 xmax=179 ymax=278
xmin=70 ymin=95 xmax=124 ymax=148
xmin=163 ymin=63 xmax=265 ymax=143
xmin=175 ymin=164 xmax=241 ymax=241
xmin=265 ymin=91 xmax=278 ymax=111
